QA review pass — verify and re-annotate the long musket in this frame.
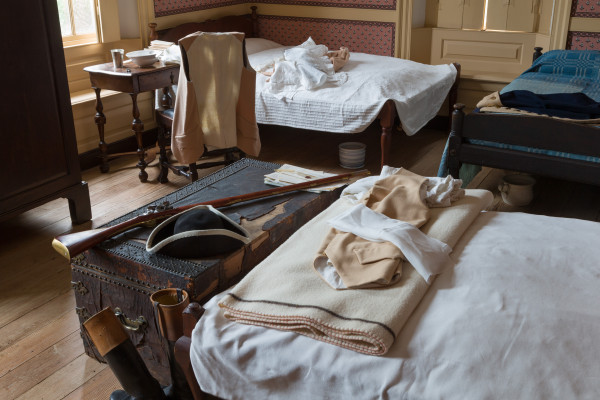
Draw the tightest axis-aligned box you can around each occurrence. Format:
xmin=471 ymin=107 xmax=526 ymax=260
xmin=52 ymin=169 xmax=369 ymax=259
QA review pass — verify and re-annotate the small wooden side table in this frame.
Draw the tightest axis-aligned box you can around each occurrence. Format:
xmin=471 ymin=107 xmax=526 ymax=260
xmin=84 ymin=61 xmax=179 ymax=182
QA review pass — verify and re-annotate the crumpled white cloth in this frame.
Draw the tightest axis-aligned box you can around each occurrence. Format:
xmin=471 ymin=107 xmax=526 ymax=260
xmin=325 ymin=204 xmax=452 ymax=285
xmin=422 ymin=175 xmax=465 ymax=208
xmin=158 ymin=44 xmax=182 ymax=64
xmin=266 ymin=37 xmax=347 ymax=99
xmin=341 ymin=166 xmax=464 ymax=207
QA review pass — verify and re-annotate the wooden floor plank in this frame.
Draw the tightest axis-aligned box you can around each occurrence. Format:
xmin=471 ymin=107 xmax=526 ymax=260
xmin=61 ymin=366 xmax=121 ymax=400
xmin=0 ymin=309 xmax=80 ymax=378
xmin=14 ymin=354 xmax=106 ymax=400
xmin=0 ymin=292 xmax=75 ymax=353
xmin=0 ymin=331 xmax=83 ymax=399
xmin=0 ymin=269 xmax=72 ymax=328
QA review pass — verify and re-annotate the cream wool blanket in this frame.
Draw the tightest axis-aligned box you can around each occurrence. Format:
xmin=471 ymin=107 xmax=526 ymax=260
xmin=219 ymin=188 xmax=493 ymax=355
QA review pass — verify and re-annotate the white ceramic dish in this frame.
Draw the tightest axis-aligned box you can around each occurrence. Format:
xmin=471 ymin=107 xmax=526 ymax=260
xmin=126 ymin=50 xmax=160 ymax=67
xmin=339 ymin=141 xmax=366 ymax=169
xmin=340 ymin=163 xmax=365 ymax=169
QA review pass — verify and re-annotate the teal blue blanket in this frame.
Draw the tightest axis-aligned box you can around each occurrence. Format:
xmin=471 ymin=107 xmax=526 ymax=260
xmin=501 ymin=50 xmax=600 ymax=102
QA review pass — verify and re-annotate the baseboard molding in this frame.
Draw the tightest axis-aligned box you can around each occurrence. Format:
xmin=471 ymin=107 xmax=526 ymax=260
xmin=79 ymin=129 xmax=158 ymax=172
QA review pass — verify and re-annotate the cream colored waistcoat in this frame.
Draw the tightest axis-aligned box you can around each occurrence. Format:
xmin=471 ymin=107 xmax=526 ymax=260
xmin=171 ymin=32 xmax=260 ymax=164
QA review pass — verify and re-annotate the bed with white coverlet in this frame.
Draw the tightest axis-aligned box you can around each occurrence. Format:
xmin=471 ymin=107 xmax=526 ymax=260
xmin=190 ymin=174 xmax=600 ymax=399
xmin=245 ymin=38 xmax=457 ymax=136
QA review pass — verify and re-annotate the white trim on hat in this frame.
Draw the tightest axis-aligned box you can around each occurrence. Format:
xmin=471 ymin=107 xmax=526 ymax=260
xmin=146 ymin=205 xmax=251 ymax=255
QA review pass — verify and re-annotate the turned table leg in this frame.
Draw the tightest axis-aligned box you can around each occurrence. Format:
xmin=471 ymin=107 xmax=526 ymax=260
xmin=93 ymin=87 xmax=109 ymax=173
xmin=157 ymin=122 xmax=170 ymax=184
xmin=130 ymin=93 xmax=148 ymax=183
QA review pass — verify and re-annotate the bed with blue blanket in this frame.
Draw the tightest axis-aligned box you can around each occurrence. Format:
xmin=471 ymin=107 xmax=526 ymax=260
xmin=441 ymin=49 xmax=600 ymax=186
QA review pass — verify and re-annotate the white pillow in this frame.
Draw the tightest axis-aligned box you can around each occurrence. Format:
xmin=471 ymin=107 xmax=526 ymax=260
xmin=248 ymin=47 xmax=290 ymax=73
xmin=245 ymin=38 xmax=283 ymax=55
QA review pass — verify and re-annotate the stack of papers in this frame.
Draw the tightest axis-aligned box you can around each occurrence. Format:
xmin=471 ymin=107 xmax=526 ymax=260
xmin=264 ymin=164 xmax=346 ymax=193
xmin=147 ymin=40 xmax=174 ymax=51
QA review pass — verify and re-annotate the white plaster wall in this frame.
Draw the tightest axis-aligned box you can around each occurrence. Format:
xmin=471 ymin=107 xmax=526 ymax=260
xmin=118 ymin=0 xmax=140 ymax=38
xmin=412 ymin=0 xmax=426 ymax=28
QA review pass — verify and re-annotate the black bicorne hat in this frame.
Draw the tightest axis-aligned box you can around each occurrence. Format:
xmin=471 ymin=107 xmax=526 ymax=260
xmin=146 ymin=205 xmax=251 ymax=258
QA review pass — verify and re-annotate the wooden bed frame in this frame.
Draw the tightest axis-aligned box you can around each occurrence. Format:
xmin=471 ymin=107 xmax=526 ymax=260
xmin=447 ymin=104 xmax=600 ymax=186
xmin=148 ymin=6 xmax=461 ymax=170
xmin=447 ymin=48 xmax=600 ymax=186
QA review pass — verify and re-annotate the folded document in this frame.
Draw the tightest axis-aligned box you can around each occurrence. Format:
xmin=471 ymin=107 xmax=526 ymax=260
xmin=264 ymin=164 xmax=347 ymax=192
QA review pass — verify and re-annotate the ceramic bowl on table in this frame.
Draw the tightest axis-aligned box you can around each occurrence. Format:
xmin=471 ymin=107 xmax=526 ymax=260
xmin=126 ymin=50 xmax=161 ymax=67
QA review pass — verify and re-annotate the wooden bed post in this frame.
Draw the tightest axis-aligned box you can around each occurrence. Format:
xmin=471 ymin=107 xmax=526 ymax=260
xmin=449 ymin=63 xmax=461 ymax=131
xmin=250 ymin=6 xmax=258 ymax=38
xmin=378 ymin=100 xmax=396 ymax=170
xmin=148 ymin=22 xmax=158 ymax=42
xmin=174 ymin=303 xmax=206 ymax=400
xmin=448 ymin=103 xmax=465 ymax=179
xmin=533 ymin=47 xmax=543 ymax=62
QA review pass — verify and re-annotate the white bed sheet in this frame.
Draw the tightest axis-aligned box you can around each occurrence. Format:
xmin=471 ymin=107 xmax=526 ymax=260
xmin=191 ymin=211 xmax=600 ymax=400
xmin=248 ymin=48 xmax=457 ymax=136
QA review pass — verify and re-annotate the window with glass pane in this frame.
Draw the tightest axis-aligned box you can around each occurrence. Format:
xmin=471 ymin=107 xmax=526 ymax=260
xmin=57 ymin=0 xmax=98 ymax=46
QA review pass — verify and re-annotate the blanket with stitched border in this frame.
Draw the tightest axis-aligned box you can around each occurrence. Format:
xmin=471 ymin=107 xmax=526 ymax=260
xmin=218 ymin=187 xmax=492 ymax=355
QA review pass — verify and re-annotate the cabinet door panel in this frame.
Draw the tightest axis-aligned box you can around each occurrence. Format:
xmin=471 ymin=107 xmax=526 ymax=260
xmin=507 ymin=0 xmax=536 ymax=32
xmin=486 ymin=0 xmax=510 ymax=30
xmin=437 ymin=0 xmax=465 ymax=29
xmin=462 ymin=0 xmax=486 ymax=30
xmin=0 ymin=1 xmax=84 ymax=217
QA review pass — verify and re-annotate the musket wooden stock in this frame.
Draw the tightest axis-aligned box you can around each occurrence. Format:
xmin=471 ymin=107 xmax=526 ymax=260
xmin=52 ymin=169 xmax=369 ymax=259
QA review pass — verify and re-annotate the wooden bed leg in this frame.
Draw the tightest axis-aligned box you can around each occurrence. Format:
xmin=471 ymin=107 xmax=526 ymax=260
xmin=379 ymin=100 xmax=396 ymax=170
xmin=174 ymin=303 xmax=207 ymax=400
xmin=448 ymin=103 xmax=465 ymax=179
xmin=449 ymin=63 xmax=461 ymax=132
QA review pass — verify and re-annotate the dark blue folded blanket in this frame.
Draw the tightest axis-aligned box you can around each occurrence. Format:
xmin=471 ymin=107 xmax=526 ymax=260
xmin=500 ymin=90 xmax=600 ymax=119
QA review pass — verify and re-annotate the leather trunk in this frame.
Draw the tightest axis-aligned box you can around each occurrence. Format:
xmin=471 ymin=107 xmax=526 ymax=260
xmin=70 ymin=159 xmax=342 ymax=385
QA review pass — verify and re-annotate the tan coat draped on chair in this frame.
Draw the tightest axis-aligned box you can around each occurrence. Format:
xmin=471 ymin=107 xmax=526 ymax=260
xmin=171 ymin=32 xmax=260 ymax=164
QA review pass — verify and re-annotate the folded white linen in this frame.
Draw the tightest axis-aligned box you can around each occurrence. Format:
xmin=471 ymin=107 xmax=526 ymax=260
xmin=325 ymin=204 xmax=452 ymax=285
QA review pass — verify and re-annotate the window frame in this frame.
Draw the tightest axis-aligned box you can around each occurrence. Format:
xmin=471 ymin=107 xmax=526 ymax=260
xmin=59 ymin=0 xmax=100 ymax=47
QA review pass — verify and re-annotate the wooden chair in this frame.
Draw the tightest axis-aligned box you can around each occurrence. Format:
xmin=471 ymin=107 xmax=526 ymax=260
xmin=150 ymin=10 xmax=258 ymax=183
xmin=155 ymin=108 xmax=244 ymax=183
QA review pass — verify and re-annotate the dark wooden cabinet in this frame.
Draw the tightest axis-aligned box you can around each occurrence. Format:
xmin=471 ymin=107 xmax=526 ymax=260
xmin=0 ymin=2 xmax=91 ymax=224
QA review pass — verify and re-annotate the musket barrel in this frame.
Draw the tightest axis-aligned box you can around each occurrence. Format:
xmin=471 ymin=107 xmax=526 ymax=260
xmin=52 ymin=169 xmax=369 ymax=259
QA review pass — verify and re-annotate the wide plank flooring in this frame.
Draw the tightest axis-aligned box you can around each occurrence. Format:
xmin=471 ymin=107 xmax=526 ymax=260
xmin=1 ymin=123 xmax=599 ymax=399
